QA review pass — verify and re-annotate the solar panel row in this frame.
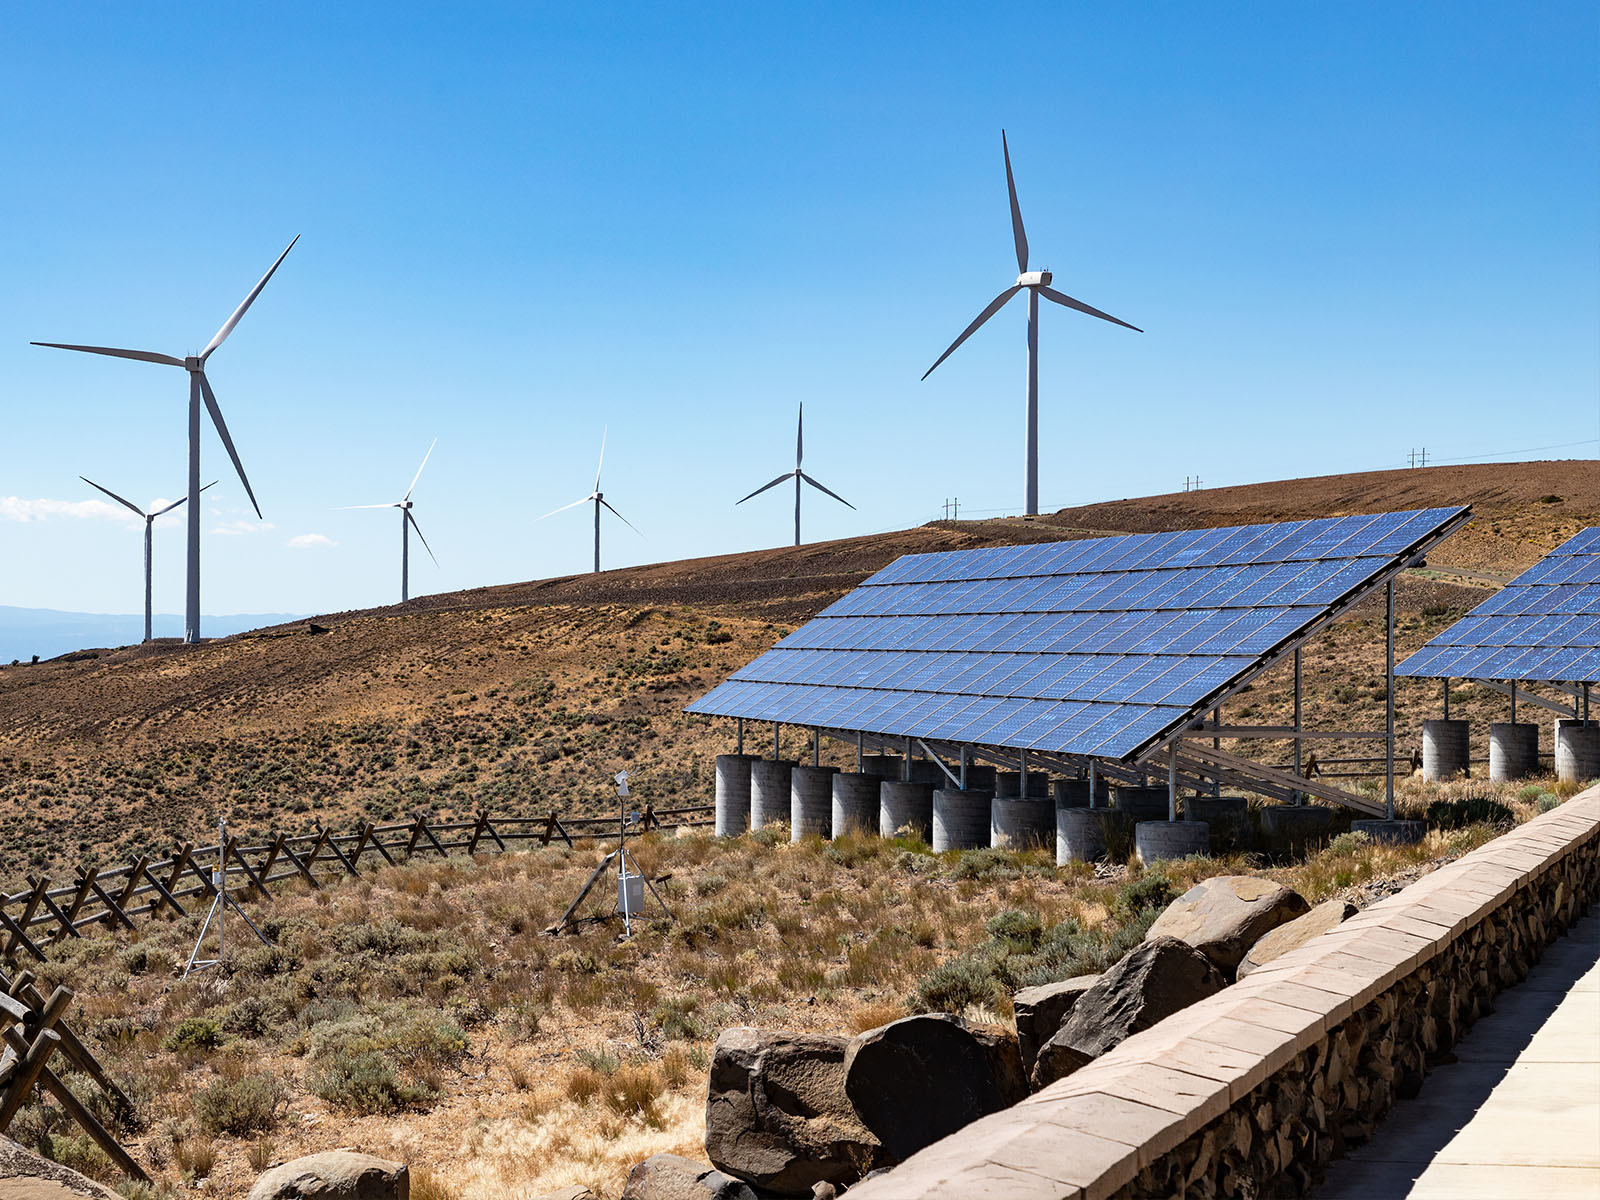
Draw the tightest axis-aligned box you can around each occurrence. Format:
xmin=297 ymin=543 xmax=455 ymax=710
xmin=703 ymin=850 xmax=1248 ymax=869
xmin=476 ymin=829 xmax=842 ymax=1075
xmin=1398 ymin=527 xmax=1600 ymax=685
xmin=689 ymin=507 xmax=1468 ymax=761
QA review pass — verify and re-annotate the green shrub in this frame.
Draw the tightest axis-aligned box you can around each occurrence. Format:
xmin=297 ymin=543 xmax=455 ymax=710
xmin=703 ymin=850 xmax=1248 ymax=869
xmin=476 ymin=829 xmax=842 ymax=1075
xmin=1426 ymin=795 xmax=1515 ymax=830
xmin=309 ymin=1049 xmax=435 ymax=1114
xmin=1327 ymin=830 xmax=1371 ymax=856
xmin=162 ymin=1017 xmax=224 ymax=1053
xmin=193 ymin=1073 xmax=283 ymax=1135
xmin=912 ymin=952 xmax=999 ymax=1013
xmin=984 ymin=909 xmax=1043 ymax=949
xmin=1113 ymin=870 xmax=1178 ymax=919
xmin=651 ymin=996 xmax=702 ymax=1041
xmin=302 ymin=1003 xmax=465 ymax=1115
xmin=1537 ymin=794 xmax=1561 ymax=813
xmin=948 ymin=847 xmax=1020 ymax=881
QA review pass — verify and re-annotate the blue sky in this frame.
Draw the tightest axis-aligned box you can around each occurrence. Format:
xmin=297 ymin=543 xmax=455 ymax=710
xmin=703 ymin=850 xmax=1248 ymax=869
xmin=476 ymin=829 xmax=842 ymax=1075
xmin=1 ymin=3 xmax=1595 ymax=616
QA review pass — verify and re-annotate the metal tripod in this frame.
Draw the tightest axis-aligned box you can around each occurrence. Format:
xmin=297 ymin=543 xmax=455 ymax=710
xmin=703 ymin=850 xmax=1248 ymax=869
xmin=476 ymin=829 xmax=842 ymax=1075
xmin=551 ymin=772 xmax=673 ymax=937
xmin=182 ymin=818 xmax=273 ymax=978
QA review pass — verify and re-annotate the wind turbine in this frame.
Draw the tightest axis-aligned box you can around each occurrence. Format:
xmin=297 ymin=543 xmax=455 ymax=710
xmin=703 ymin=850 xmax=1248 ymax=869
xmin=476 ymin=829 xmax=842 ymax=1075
xmin=80 ymin=476 xmax=216 ymax=643
xmin=34 ymin=237 xmax=299 ymax=643
xmin=922 ymin=132 xmax=1141 ymax=516
xmin=340 ymin=439 xmax=438 ymax=603
xmin=736 ymin=403 xmax=855 ymax=546
xmin=538 ymin=428 xmax=641 ymax=573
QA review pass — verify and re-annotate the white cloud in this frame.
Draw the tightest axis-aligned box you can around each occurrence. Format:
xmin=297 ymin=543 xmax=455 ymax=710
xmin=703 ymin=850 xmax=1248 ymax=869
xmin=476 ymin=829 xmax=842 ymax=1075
xmin=210 ymin=520 xmax=276 ymax=537
xmin=287 ymin=533 xmax=336 ymax=549
xmin=0 ymin=496 xmax=142 ymax=524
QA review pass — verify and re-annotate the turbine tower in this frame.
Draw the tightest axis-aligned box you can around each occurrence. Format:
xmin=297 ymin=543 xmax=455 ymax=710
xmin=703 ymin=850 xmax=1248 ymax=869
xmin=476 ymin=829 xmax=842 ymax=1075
xmin=340 ymin=439 xmax=438 ymax=603
xmin=34 ymin=237 xmax=299 ymax=643
xmin=922 ymin=132 xmax=1141 ymax=516
xmin=80 ymin=477 xmax=215 ymax=642
xmin=736 ymin=403 xmax=854 ymax=546
xmin=538 ymin=428 xmax=641 ymax=573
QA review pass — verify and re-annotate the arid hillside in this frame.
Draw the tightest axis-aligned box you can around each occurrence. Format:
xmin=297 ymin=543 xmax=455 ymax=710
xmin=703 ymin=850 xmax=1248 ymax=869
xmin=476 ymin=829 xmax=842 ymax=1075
xmin=0 ymin=461 xmax=1593 ymax=883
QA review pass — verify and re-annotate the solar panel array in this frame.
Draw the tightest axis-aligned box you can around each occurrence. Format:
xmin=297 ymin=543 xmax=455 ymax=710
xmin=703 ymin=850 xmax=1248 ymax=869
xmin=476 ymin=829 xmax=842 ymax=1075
xmin=1398 ymin=527 xmax=1600 ymax=685
xmin=688 ymin=507 xmax=1467 ymax=761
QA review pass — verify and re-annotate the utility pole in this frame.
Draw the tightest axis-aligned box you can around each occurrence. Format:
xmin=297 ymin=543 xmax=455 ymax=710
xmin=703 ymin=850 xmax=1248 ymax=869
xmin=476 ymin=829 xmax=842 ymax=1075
xmin=942 ymin=497 xmax=961 ymax=520
xmin=1407 ymin=448 xmax=1429 ymax=469
xmin=1183 ymin=476 xmax=1203 ymax=493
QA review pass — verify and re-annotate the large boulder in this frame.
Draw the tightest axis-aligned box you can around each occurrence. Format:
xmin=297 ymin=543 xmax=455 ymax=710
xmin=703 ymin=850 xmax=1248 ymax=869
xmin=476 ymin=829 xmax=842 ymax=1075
xmin=1032 ymin=936 xmax=1226 ymax=1089
xmin=1237 ymin=899 xmax=1358 ymax=978
xmin=842 ymin=1014 xmax=1027 ymax=1164
xmin=704 ymin=1028 xmax=881 ymax=1195
xmin=1012 ymin=975 xmax=1099 ymax=1084
xmin=0 ymin=1136 xmax=118 ymax=1199
xmin=247 ymin=1152 xmax=408 ymax=1200
xmin=1144 ymin=875 xmax=1309 ymax=975
xmin=621 ymin=1155 xmax=756 ymax=1200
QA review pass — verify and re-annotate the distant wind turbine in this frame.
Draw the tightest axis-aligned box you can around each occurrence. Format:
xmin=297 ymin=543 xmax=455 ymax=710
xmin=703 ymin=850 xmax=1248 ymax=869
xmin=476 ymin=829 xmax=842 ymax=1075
xmin=339 ymin=439 xmax=438 ymax=603
xmin=538 ymin=428 xmax=641 ymax=573
xmin=736 ymin=404 xmax=854 ymax=546
xmin=34 ymin=236 xmax=299 ymax=643
xmin=922 ymin=132 xmax=1141 ymax=516
xmin=80 ymin=477 xmax=216 ymax=643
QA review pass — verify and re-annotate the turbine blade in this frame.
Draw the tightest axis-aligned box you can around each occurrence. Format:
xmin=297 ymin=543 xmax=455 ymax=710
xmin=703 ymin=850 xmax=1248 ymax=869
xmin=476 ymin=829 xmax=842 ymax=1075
xmin=594 ymin=426 xmax=607 ymax=492
xmin=800 ymin=471 xmax=856 ymax=510
xmin=796 ymin=403 xmax=804 ymax=468
xmin=150 ymin=481 xmax=214 ymax=517
xmin=201 ymin=235 xmax=300 ymax=360
xmin=1002 ymin=130 xmax=1028 ymax=273
xmin=736 ymin=473 xmax=792 ymax=505
xmin=921 ymin=285 xmax=1021 ymax=380
xmin=336 ymin=503 xmax=402 ymax=510
xmin=32 ymin=343 xmax=184 ymax=368
xmin=1037 ymin=285 xmax=1143 ymax=333
xmin=79 ymin=476 xmax=145 ymax=517
xmin=406 ymin=509 xmax=438 ymax=565
xmin=197 ymin=371 xmax=262 ymax=518
xmin=536 ymin=495 xmax=592 ymax=521
xmin=600 ymin=497 xmax=643 ymax=536
xmin=403 ymin=437 xmax=437 ymax=501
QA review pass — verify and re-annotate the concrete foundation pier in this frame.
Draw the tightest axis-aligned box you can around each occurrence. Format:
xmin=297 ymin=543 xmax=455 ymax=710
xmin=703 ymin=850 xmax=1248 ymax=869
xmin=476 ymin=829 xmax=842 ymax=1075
xmin=991 ymin=798 xmax=1054 ymax=849
xmin=714 ymin=753 xmax=757 ymax=837
xmin=1056 ymin=807 xmax=1112 ymax=864
xmin=860 ymin=754 xmax=902 ymax=779
xmin=1183 ymin=795 xmax=1253 ymax=852
xmin=932 ymin=788 xmax=992 ymax=852
xmin=908 ymin=759 xmax=952 ymax=787
xmin=1052 ymin=778 xmax=1108 ymax=809
xmin=880 ymin=781 xmax=933 ymax=842
xmin=1554 ymin=720 xmax=1600 ymax=785
xmin=831 ymin=772 xmax=882 ymax=838
xmin=790 ymin=765 xmax=837 ymax=842
xmin=750 ymin=760 xmax=796 ymax=829
xmin=1421 ymin=719 xmax=1470 ymax=781
xmin=1111 ymin=785 xmax=1172 ymax=822
xmin=1135 ymin=820 xmax=1210 ymax=864
xmin=995 ymin=771 xmax=1051 ymax=799
xmin=1489 ymin=722 xmax=1539 ymax=781
xmin=962 ymin=765 xmax=998 ymax=791
xmin=1258 ymin=804 xmax=1333 ymax=857
xmin=1351 ymin=818 xmax=1427 ymax=845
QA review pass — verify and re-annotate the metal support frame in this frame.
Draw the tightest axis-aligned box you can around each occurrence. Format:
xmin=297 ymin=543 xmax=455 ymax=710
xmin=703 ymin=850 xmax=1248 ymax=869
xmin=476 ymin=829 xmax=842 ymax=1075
xmin=736 ymin=718 xmax=744 ymax=755
xmin=916 ymin=740 xmax=961 ymax=787
xmin=1087 ymin=761 xmax=1098 ymax=808
xmin=1385 ymin=579 xmax=1396 ymax=821
xmin=1168 ymin=744 xmax=1179 ymax=822
xmin=856 ymin=730 xmax=864 ymax=773
xmin=1467 ymin=679 xmax=1575 ymax=718
xmin=1019 ymin=748 xmax=1029 ymax=797
xmin=812 ymin=727 xmax=820 ymax=766
xmin=773 ymin=721 xmax=780 ymax=760
xmin=959 ymin=746 xmax=969 ymax=789
xmin=1510 ymin=681 xmax=1517 ymax=726
xmin=1442 ymin=678 xmax=1450 ymax=722
xmin=1293 ymin=648 xmax=1303 ymax=805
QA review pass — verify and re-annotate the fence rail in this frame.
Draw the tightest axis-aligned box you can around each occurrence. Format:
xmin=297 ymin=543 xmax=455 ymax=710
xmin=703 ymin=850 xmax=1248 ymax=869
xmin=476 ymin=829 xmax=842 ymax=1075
xmin=1 ymin=804 xmax=713 ymax=962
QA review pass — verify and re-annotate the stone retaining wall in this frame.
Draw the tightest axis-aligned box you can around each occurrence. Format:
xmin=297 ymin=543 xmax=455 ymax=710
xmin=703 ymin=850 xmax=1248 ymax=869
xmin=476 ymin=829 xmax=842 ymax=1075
xmin=848 ymin=787 xmax=1600 ymax=1199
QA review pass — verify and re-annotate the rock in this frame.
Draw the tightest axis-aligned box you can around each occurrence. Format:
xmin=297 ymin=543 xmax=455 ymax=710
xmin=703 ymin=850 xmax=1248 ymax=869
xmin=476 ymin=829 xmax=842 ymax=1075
xmin=1237 ymin=899 xmax=1358 ymax=978
xmin=810 ymin=1186 xmax=838 ymax=1200
xmin=247 ymin=1151 xmax=409 ymax=1200
xmin=1033 ymin=936 xmax=1227 ymax=1088
xmin=704 ymin=1028 xmax=881 ymax=1195
xmin=0 ymin=1137 xmax=117 ymax=1200
xmin=842 ymin=1014 xmax=1027 ymax=1164
xmin=621 ymin=1155 xmax=756 ymax=1200
xmin=1012 ymin=974 xmax=1100 ymax=1082
xmin=1144 ymin=875 xmax=1310 ymax=975
xmin=529 ymin=1188 xmax=596 ymax=1200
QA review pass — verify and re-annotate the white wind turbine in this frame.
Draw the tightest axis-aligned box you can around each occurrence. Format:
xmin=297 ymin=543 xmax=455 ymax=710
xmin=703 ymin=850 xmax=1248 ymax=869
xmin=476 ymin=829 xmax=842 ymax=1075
xmin=736 ymin=403 xmax=854 ymax=546
xmin=538 ymin=428 xmax=641 ymax=573
xmin=922 ymin=132 xmax=1141 ymax=516
xmin=340 ymin=439 xmax=438 ymax=603
xmin=80 ymin=476 xmax=216 ymax=643
xmin=34 ymin=237 xmax=299 ymax=643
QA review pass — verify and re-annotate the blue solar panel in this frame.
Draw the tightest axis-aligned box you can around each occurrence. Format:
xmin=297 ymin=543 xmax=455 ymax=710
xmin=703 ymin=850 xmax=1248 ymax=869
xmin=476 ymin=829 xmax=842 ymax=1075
xmin=689 ymin=506 xmax=1469 ymax=760
xmin=1398 ymin=527 xmax=1600 ymax=685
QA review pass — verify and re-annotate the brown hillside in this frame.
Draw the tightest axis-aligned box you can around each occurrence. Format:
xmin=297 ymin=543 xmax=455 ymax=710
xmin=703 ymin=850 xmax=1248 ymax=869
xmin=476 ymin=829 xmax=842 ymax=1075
xmin=0 ymin=461 xmax=1592 ymax=884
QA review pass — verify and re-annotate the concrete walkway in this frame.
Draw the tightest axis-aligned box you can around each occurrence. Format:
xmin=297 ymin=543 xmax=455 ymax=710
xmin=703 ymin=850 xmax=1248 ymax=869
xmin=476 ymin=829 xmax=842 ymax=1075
xmin=1317 ymin=906 xmax=1600 ymax=1199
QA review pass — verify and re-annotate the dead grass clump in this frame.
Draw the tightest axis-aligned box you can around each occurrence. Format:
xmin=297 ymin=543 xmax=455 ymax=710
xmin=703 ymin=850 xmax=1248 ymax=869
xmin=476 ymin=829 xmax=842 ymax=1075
xmin=845 ymin=1001 xmax=907 ymax=1034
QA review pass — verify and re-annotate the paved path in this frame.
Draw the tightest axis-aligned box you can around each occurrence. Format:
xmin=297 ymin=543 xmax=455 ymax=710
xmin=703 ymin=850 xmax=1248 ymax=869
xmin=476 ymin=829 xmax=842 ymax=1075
xmin=1317 ymin=906 xmax=1600 ymax=1199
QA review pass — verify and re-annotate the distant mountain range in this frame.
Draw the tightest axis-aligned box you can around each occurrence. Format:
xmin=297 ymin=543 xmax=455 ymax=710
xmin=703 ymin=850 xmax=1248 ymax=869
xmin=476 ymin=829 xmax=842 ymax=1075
xmin=0 ymin=606 xmax=303 ymax=663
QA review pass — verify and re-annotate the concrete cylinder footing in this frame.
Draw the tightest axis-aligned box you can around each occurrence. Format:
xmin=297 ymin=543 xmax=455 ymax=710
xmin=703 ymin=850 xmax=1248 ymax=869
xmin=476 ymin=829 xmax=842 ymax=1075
xmin=962 ymin=765 xmax=998 ymax=791
xmin=749 ymin=760 xmax=796 ymax=829
xmin=879 ymin=781 xmax=934 ymax=842
xmin=1257 ymin=805 xmax=1333 ymax=857
xmin=995 ymin=771 xmax=1051 ymax=799
xmin=932 ymin=788 xmax=993 ymax=852
xmin=1421 ymin=719 xmax=1470 ymax=782
xmin=1350 ymin=819 xmax=1427 ymax=846
xmin=1056 ymin=808 xmax=1113 ymax=864
xmin=790 ymin=765 xmax=837 ymax=842
xmin=991 ymin=798 xmax=1054 ymax=849
xmin=1554 ymin=720 xmax=1600 ymax=784
xmin=1052 ymin=778 xmax=1108 ymax=809
xmin=831 ymin=773 xmax=882 ymax=839
xmin=1112 ymin=785 xmax=1172 ymax=822
xmin=906 ymin=759 xmax=950 ymax=787
xmin=1134 ymin=820 xmax=1211 ymax=865
xmin=714 ymin=754 xmax=757 ymax=837
xmin=1488 ymin=722 xmax=1539 ymax=782
xmin=1183 ymin=795 xmax=1253 ymax=852
xmin=860 ymin=754 xmax=902 ymax=779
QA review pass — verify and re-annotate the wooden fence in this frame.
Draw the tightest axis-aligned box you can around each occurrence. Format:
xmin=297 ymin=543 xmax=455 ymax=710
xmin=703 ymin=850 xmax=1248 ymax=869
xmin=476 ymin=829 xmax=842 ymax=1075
xmin=0 ymin=804 xmax=714 ymax=962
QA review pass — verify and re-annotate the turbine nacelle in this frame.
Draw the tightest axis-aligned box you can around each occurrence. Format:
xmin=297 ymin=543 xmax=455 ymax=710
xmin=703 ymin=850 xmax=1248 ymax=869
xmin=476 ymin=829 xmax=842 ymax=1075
xmin=184 ymin=356 xmax=204 ymax=372
xmin=1017 ymin=270 xmax=1052 ymax=288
